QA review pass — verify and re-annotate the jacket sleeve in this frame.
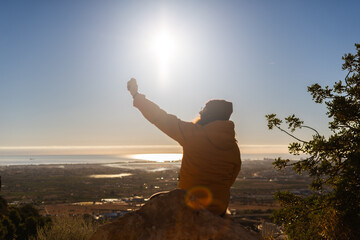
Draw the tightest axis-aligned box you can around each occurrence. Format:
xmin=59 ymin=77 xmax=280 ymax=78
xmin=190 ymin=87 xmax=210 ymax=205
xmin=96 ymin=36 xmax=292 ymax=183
xmin=133 ymin=94 xmax=191 ymax=145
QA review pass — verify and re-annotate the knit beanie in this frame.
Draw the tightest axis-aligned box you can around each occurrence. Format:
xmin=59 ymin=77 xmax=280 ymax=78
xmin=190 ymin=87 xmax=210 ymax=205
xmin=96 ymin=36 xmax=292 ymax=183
xmin=203 ymin=100 xmax=233 ymax=121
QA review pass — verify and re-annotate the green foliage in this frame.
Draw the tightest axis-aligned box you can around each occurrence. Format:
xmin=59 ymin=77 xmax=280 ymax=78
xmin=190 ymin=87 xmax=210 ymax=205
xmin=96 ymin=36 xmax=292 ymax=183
xmin=1 ymin=217 xmax=16 ymax=240
xmin=0 ymin=195 xmax=51 ymax=240
xmin=272 ymin=192 xmax=353 ymax=240
xmin=0 ymin=196 xmax=8 ymax=215
xmin=266 ymin=43 xmax=360 ymax=240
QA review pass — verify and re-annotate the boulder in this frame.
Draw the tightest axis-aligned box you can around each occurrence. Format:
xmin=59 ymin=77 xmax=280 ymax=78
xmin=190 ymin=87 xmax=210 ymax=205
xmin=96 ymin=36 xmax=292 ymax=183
xmin=91 ymin=189 xmax=262 ymax=240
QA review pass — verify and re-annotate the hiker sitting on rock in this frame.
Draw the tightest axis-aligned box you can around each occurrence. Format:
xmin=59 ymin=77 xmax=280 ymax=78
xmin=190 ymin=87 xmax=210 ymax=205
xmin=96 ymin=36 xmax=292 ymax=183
xmin=127 ymin=78 xmax=241 ymax=216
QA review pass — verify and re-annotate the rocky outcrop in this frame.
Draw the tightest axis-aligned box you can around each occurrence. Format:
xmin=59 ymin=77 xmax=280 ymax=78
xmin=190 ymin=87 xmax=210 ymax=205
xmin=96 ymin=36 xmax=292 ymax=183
xmin=91 ymin=189 xmax=262 ymax=240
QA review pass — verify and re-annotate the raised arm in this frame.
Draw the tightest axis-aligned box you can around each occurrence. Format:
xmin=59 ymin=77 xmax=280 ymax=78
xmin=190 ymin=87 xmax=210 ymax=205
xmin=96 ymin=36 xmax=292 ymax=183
xmin=127 ymin=78 xmax=190 ymax=145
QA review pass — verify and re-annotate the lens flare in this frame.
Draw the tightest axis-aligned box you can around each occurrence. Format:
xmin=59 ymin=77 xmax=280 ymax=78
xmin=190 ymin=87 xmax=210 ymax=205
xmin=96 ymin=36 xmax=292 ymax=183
xmin=185 ymin=186 xmax=213 ymax=210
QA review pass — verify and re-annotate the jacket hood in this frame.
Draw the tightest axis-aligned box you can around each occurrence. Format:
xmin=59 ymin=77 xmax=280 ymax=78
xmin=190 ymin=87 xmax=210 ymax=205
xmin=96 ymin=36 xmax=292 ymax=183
xmin=203 ymin=120 xmax=237 ymax=150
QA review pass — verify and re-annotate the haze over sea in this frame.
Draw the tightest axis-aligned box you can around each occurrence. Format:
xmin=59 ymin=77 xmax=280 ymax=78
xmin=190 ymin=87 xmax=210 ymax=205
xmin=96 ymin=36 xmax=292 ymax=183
xmin=0 ymin=145 xmax=301 ymax=166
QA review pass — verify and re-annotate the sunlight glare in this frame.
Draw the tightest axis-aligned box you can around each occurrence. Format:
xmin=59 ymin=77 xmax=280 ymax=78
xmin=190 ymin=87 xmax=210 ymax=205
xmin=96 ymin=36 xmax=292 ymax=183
xmin=150 ymin=27 xmax=179 ymax=84
xmin=130 ymin=153 xmax=182 ymax=162
xmin=152 ymin=31 xmax=177 ymax=60
xmin=89 ymin=173 xmax=133 ymax=178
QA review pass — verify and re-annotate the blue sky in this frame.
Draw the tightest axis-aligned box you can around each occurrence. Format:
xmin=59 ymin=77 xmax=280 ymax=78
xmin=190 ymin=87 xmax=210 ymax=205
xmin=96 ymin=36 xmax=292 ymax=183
xmin=1 ymin=0 xmax=359 ymax=154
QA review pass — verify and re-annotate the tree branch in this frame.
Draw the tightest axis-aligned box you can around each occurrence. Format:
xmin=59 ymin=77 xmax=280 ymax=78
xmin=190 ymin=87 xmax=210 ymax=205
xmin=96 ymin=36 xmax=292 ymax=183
xmin=276 ymin=126 xmax=309 ymax=143
xmin=301 ymin=125 xmax=321 ymax=137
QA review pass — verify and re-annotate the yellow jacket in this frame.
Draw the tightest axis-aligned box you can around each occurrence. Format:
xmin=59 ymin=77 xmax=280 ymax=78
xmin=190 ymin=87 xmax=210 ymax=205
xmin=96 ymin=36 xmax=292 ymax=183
xmin=134 ymin=94 xmax=241 ymax=215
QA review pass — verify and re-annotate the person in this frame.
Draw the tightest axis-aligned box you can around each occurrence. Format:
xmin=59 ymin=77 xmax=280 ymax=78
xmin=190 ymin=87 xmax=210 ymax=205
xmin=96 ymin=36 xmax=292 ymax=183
xmin=127 ymin=78 xmax=241 ymax=216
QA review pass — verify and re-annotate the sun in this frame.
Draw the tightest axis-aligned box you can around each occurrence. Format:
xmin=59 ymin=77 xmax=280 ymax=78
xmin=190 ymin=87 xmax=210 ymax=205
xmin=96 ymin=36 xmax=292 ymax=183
xmin=150 ymin=28 xmax=179 ymax=83
xmin=152 ymin=29 xmax=177 ymax=61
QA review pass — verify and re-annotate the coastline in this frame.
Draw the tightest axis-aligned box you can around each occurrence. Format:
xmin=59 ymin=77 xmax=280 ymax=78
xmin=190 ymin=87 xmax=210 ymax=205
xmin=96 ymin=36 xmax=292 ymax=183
xmin=0 ymin=152 xmax=304 ymax=167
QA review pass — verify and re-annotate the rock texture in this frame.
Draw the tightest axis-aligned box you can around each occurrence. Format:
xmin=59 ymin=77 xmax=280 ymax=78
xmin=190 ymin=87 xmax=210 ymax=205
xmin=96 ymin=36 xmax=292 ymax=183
xmin=91 ymin=189 xmax=263 ymax=240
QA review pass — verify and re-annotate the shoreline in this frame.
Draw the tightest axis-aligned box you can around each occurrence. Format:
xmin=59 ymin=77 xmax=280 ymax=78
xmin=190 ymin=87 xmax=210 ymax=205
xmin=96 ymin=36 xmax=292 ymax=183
xmin=0 ymin=159 xmax=182 ymax=167
xmin=0 ymin=152 xmax=304 ymax=167
xmin=0 ymin=157 xmax=281 ymax=168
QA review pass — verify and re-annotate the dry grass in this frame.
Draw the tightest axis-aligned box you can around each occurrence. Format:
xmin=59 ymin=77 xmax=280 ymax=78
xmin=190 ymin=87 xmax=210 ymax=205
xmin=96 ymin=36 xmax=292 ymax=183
xmin=32 ymin=215 xmax=98 ymax=240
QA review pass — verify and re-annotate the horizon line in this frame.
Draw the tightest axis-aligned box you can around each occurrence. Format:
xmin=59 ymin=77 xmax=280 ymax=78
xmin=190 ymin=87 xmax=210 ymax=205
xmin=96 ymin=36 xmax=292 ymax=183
xmin=0 ymin=144 xmax=289 ymax=155
xmin=0 ymin=144 xmax=288 ymax=150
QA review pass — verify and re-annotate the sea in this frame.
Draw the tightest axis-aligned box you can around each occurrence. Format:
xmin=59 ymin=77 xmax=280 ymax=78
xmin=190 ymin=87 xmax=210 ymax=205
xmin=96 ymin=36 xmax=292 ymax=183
xmin=0 ymin=153 xmax=300 ymax=166
xmin=0 ymin=154 xmax=133 ymax=166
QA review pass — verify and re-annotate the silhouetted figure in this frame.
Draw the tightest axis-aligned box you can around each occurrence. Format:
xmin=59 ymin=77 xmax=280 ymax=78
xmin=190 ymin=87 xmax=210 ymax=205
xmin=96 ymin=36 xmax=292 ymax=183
xmin=127 ymin=78 xmax=241 ymax=216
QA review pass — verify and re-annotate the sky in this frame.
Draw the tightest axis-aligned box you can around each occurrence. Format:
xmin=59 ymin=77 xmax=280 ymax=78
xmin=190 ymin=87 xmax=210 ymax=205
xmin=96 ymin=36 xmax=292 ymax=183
xmin=1 ymin=0 xmax=360 ymax=156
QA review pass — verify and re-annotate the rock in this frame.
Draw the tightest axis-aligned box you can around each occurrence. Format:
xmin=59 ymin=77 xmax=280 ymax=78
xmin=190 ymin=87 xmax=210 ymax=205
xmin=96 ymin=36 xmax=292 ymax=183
xmin=91 ymin=189 xmax=263 ymax=240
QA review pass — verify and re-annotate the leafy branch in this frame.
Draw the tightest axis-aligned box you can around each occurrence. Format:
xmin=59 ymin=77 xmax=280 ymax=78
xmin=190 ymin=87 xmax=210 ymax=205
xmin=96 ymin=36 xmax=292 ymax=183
xmin=265 ymin=114 xmax=319 ymax=144
xmin=265 ymin=43 xmax=360 ymax=239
